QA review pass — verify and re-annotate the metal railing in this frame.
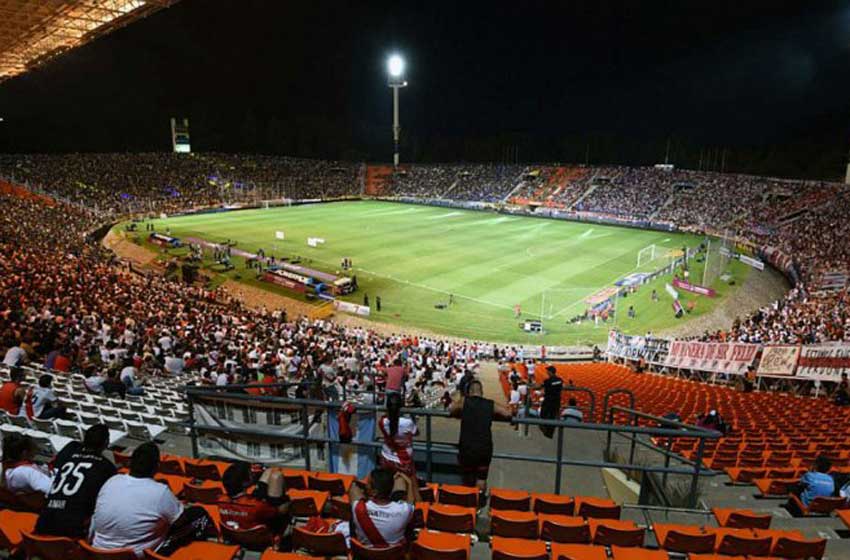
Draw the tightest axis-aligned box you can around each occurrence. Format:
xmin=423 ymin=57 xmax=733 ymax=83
xmin=184 ymin=385 xmax=720 ymax=504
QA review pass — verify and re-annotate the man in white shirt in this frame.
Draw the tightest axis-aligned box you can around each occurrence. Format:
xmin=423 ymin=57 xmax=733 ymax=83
xmin=84 ymin=370 xmax=107 ymax=394
xmin=29 ymin=374 xmax=66 ymax=419
xmin=3 ymin=344 xmax=27 ymax=367
xmin=348 ymin=468 xmax=416 ymax=547
xmin=91 ymin=443 xmax=183 ymax=558
xmin=119 ymin=359 xmax=145 ymax=396
xmin=163 ymin=353 xmax=184 ymax=376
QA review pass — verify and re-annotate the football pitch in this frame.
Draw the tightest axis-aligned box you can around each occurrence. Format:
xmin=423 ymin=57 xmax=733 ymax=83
xmin=143 ymin=200 xmax=743 ymax=345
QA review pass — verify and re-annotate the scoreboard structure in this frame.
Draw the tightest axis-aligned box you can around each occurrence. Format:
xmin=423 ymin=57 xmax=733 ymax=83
xmin=171 ymin=117 xmax=191 ymax=153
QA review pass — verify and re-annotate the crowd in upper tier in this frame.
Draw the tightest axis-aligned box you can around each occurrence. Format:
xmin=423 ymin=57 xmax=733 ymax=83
xmin=380 ymin=163 xmax=524 ymax=202
xmin=0 ymin=153 xmax=360 ymax=217
xmin=0 ymin=153 xmax=848 ymax=345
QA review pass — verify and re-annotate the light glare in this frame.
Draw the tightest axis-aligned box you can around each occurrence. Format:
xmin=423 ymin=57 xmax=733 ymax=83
xmin=388 ymin=55 xmax=405 ymax=77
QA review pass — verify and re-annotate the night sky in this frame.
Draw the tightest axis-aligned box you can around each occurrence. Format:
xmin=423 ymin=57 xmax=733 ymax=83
xmin=1 ymin=0 xmax=850 ymax=178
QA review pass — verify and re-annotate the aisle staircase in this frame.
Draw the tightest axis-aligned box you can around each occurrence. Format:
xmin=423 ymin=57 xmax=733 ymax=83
xmin=570 ymin=184 xmax=598 ymax=210
xmin=649 ymin=192 xmax=677 ymax=220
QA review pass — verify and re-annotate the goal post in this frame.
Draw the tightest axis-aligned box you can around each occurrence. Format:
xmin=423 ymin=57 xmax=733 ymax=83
xmin=702 ymin=231 xmax=733 ymax=287
xmin=636 ymin=244 xmax=657 ymax=268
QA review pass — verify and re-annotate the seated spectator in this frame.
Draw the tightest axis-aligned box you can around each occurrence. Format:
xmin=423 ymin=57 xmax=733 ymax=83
xmin=1 ymin=433 xmax=52 ymax=496
xmin=789 ymin=455 xmax=835 ymax=515
xmin=696 ymin=410 xmax=727 ymax=434
xmin=26 ymin=374 xmax=66 ymax=420
xmin=101 ymin=369 xmax=127 ymax=399
xmin=84 ymin=369 xmax=107 ymax=394
xmin=561 ymin=398 xmax=584 ymax=423
xmin=218 ymin=462 xmax=291 ymax=534
xmin=0 ymin=367 xmax=27 ymax=415
xmin=119 ymin=358 xmax=146 ymax=396
xmin=36 ymin=424 xmax=116 ymax=538
xmin=3 ymin=340 xmax=28 ymax=367
xmin=349 ymin=468 xmax=416 ymax=547
xmin=91 ymin=442 xmax=182 ymax=555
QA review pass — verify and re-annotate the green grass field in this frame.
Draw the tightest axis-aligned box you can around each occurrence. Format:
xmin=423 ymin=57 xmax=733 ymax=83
xmin=136 ymin=200 xmax=747 ymax=345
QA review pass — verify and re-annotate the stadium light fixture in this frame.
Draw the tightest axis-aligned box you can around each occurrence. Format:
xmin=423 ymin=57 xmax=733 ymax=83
xmin=388 ymin=54 xmax=405 ymax=78
xmin=387 ymin=54 xmax=408 ymax=167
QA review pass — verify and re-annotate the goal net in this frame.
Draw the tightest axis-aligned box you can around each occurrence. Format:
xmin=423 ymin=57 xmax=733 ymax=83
xmin=636 ymin=244 xmax=657 ymax=268
xmin=702 ymin=231 xmax=733 ymax=287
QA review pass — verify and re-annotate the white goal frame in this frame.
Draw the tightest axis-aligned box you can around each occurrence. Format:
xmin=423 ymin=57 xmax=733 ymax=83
xmin=637 ymin=244 xmax=657 ymax=268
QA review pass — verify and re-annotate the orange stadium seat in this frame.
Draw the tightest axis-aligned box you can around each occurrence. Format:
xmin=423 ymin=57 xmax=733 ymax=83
xmin=538 ymin=514 xmax=591 ymax=544
xmin=550 ymin=543 xmax=608 ymax=560
xmin=308 ymin=473 xmax=354 ymax=496
xmin=220 ymin=524 xmax=276 ymax=551
xmin=490 ymin=488 xmax=531 ymax=512
xmin=589 ymin=519 xmax=644 ymax=547
xmin=490 ymin=537 xmax=548 ymax=560
xmin=142 ymin=542 xmax=240 ymax=560
xmin=653 ymin=524 xmax=716 ymax=554
xmin=771 ymin=535 xmax=827 ymax=559
xmin=281 ymin=470 xmax=308 ymax=490
xmin=532 ymin=493 xmax=575 ymax=515
xmin=78 ymin=540 xmax=138 ymax=560
xmin=260 ymin=551 xmax=323 ymax=560
xmin=292 ymin=527 xmax=348 ymax=557
xmin=411 ymin=530 xmax=470 ymax=560
xmin=712 ymin=507 xmax=771 ymax=529
xmin=287 ymin=489 xmax=330 ymax=517
xmin=0 ymin=510 xmax=37 ymax=556
xmin=610 ymin=546 xmax=669 ymax=560
xmin=181 ymin=481 xmax=224 ymax=504
xmin=427 ymin=503 xmax=476 ymax=534
xmin=20 ymin=530 xmax=84 ymax=560
xmin=716 ymin=532 xmax=772 ymax=556
xmin=575 ymin=497 xmax=620 ymax=520
xmin=439 ymin=484 xmax=479 ymax=508
xmin=788 ymin=494 xmax=848 ymax=517
xmin=184 ymin=461 xmax=224 ymax=481
xmin=490 ymin=510 xmax=539 ymax=539
xmin=350 ymin=538 xmax=407 ymax=560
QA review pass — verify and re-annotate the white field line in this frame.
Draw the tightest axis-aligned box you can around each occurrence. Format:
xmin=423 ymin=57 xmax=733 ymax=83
xmin=302 ymin=254 xmax=515 ymax=312
xmin=425 ymin=211 xmax=464 ymax=220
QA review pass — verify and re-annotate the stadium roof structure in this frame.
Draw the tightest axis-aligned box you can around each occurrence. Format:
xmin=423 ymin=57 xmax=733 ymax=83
xmin=0 ymin=0 xmax=179 ymax=82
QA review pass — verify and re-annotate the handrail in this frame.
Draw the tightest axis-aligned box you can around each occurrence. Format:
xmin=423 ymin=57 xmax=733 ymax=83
xmin=185 ymin=390 xmax=720 ymax=499
xmin=602 ymin=389 xmax=635 ymax=420
xmin=563 ymin=386 xmax=596 ymax=419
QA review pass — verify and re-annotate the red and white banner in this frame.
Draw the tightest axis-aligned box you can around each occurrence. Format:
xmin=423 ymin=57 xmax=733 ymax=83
xmin=672 ymin=278 xmax=716 ymax=297
xmin=757 ymin=345 xmax=800 ymax=377
xmin=665 ymin=341 xmax=759 ymax=375
xmin=796 ymin=344 xmax=850 ymax=382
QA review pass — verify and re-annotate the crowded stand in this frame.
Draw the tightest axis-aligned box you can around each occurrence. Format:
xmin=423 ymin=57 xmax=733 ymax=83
xmin=0 ymin=153 xmax=360 ymax=218
xmin=1 ymin=152 xmax=850 ymax=557
xmin=380 ymin=164 xmax=524 ymax=202
xmin=573 ymin=167 xmax=676 ymax=220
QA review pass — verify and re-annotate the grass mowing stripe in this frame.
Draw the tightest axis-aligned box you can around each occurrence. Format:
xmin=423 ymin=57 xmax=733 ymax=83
xmin=142 ymin=201 xmax=732 ymax=344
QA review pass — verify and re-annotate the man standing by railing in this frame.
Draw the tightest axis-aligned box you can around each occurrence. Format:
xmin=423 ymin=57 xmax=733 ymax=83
xmin=529 ymin=365 xmax=563 ymax=438
xmin=450 ymin=379 xmax=513 ymax=503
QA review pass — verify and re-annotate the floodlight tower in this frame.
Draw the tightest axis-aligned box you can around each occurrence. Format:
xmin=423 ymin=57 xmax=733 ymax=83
xmin=387 ymin=54 xmax=407 ymax=167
